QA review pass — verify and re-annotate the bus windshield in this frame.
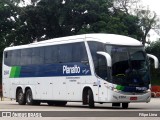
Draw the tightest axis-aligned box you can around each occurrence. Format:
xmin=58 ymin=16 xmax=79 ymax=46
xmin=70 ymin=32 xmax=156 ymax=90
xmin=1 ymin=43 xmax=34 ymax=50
xmin=106 ymin=45 xmax=150 ymax=87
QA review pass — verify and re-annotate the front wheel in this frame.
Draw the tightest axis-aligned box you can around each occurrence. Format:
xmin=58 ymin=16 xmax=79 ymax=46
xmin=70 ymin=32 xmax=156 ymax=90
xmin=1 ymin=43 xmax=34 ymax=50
xmin=88 ymin=89 xmax=94 ymax=108
xmin=122 ymin=103 xmax=129 ymax=109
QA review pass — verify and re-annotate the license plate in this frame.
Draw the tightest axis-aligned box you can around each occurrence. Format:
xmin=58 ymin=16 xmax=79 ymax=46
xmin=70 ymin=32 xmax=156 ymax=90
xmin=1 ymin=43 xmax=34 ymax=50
xmin=130 ymin=97 xmax=137 ymax=100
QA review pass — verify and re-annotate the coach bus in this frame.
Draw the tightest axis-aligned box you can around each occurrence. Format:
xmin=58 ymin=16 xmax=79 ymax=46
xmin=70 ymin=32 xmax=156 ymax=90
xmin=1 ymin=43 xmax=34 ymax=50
xmin=2 ymin=34 xmax=159 ymax=109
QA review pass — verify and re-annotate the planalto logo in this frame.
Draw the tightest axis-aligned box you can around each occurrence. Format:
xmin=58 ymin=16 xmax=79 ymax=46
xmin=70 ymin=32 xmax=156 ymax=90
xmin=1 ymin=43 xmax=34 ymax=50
xmin=63 ymin=65 xmax=80 ymax=74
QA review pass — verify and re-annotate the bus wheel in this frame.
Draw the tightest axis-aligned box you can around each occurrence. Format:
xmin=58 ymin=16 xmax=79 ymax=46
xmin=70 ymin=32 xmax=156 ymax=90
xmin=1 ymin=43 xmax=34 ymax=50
xmin=17 ymin=89 xmax=26 ymax=105
xmin=122 ymin=103 xmax=129 ymax=109
xmin=26 ymin=89 xmax=34 ymax=105
xmin=88 ymin=89 xmax=94 ymax=108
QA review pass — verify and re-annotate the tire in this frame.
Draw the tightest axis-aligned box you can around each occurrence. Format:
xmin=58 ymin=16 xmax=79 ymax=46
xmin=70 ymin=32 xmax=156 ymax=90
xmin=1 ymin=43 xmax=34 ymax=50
xmin=26 ymin=89 xmax=35 ymax=105
xmin=122 ymin=103 xmax=129 ymax=109
xmin=88 ymin=89 xmax=94 ymax=108
xmin=16 ymin=89 xmax=26 ymax=105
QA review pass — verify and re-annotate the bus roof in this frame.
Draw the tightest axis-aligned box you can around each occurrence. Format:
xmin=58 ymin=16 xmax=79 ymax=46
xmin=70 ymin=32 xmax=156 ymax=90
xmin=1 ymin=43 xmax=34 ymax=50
xmin=4 ymin=33 xmax=142 ymax=51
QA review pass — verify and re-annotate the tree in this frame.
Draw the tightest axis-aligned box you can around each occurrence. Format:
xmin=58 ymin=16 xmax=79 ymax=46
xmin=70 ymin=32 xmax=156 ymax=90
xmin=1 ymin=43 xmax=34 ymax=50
xmin=113 ymin=0 xmax=140 ymax=15
xmin=0 ymin=0 xmax=20 ymax=84
xmin=137 ymin=9 xmax=159 ymax=45
xmin=113 ymin=0 xmax=159 ymax=45
xmin=146 ymin=40 xmax=160 ymax=85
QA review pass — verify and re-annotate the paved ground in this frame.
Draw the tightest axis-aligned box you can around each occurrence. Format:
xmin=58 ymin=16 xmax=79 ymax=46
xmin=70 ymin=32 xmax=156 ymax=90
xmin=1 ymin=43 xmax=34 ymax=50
xmin=0 ymin=98 xmax=160 ymax=120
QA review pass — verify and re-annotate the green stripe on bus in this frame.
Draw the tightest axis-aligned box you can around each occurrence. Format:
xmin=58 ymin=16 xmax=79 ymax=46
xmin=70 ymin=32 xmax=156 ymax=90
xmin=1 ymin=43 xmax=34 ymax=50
xmin=116 ymin=85 xmax=125 ymax=90
xmin=14 ymin=66 xmax=21 ymax=77
xmin=10 ymin=66 xmax=21 ymax=78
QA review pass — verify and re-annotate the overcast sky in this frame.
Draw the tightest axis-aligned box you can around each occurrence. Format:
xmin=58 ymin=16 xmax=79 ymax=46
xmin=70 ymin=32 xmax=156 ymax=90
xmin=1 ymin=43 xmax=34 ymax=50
xmin=141 ymin=0 xmax=160 ymax=16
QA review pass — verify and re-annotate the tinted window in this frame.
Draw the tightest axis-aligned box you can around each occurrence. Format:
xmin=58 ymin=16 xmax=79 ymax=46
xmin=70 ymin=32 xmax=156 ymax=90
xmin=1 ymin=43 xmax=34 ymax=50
xmin=88 ymin=41 xmax=107 ymax=79
xmin=32 ymin=47 xmax=44 ymax=65
xmin=96 ymin=55 xmax=108 ymax=80
xmin=44 ymin=46 xmax=58 ymax=64
xmin=4 ymin=51 xmax=12 ymax=66
xmin=59 ymin=44 xmax=72 ymax=63
xmin=72 ymin=42 xmax=88 ymax=63
xmin=20 ymin=49 xmax=32 ymax=65
xmin=4 ymin=42 xmax=89 ymax=66
xmin=88 ymin=41 xmax=104 ymax=66
xmin=11 ymin=50 xmax=21 ymax=66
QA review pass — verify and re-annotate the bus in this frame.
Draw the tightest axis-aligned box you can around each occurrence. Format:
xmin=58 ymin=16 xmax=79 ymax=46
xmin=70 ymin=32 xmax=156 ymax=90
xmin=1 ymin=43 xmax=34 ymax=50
xmin=2 ymin=33 xmax=159 ymax=109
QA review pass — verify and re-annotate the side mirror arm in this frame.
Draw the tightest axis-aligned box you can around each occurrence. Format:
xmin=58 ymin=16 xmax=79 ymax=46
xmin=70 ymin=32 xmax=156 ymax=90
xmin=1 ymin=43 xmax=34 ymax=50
xmin=147 ymin=54 xmax=159 ymax=69
xmin=97 ymin=51 xmax=112 ymax=67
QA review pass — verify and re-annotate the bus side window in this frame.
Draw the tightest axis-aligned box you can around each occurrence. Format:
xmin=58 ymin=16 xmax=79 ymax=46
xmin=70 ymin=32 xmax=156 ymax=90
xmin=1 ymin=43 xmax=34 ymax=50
xmin=58 ymin=44 xmax=72 ymax=63
xmin=88 ymin=41 xmax=108 ymax=80
xmin=96 ymin=55 xmax=108 ymax=80
xmin=32 ymin=47 xmax=44 ymax=65
xmin=11 ymin=50 xmax=21 ymax=66
xmin=4 ymin=51 xmax=11 ymax=66
xmin=20 ymin=49 xmax=32 ymax=66
xmin=5 ymin=52 xmax=8 ymax=58
xmin=44 ymin=46 xmax=58 ymax=64
xmin=72 ymin=42 xmax=89 ymax=64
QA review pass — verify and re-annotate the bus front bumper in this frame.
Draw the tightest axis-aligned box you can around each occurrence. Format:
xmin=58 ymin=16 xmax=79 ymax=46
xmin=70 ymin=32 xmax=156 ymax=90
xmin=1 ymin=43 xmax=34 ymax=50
xmin=107 ymin=89 xmax=151 ymax=103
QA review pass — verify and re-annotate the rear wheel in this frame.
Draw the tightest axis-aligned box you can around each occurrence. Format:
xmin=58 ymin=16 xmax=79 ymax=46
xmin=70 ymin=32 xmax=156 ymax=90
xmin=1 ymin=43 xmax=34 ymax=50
xmin=122 ymin=103 xmax=129 ymax=109
xmin=26 ymin=89 xmax=37 ymax=105
xmin=17 ymin=89 xmax=26 ymax=105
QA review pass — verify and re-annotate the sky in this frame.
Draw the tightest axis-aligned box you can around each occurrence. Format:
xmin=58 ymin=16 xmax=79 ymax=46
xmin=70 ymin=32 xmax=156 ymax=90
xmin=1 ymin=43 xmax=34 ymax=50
xmin=141 ymin=0 xmax=160 ymax=42
xmin=141 ymin=0 xmax=160 ymax=16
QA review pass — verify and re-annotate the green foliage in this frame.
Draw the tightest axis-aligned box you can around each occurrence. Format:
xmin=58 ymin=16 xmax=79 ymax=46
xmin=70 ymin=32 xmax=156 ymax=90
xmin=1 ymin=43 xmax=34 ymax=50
xmin=0 ymin=0 xmax=144 ymax=47
xmin=0 ymin=0 xmax=157 ymax=85
xmin=146 ymin=41 xmax=160 ymax=85
xmin=146 ymin=40 xmax=160 ymax=60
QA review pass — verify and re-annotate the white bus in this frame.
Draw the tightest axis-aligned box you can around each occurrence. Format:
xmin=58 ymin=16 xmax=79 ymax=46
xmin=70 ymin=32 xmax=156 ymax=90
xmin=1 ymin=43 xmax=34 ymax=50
xmin=2 ymin=34 xmax=159 ymax=109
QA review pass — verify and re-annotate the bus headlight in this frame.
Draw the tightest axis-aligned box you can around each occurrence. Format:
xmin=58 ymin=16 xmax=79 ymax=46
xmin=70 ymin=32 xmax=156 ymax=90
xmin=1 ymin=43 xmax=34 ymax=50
xmin=113 ymin=89 xmax=119 ymax=92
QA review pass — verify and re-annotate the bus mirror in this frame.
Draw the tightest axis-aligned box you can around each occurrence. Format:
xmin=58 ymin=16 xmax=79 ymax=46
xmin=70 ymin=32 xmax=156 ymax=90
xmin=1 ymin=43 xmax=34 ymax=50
xmin=147 ymin=54 xmax=159 ymax=69
xmin=97 ymin=51 xmax=112 ymax=67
